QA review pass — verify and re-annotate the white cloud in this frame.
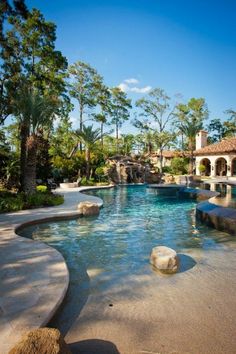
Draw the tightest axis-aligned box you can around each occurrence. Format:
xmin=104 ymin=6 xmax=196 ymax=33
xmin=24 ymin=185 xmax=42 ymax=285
xmin=118 ymin=83 xmax=129 ymax=92
xmin=124 ymin=78 xmax=139 ymax=84
xmin=118 ymin=78 xmax=152 ymax=94
xmin=130 ymin=86 xmax=152 ymax=94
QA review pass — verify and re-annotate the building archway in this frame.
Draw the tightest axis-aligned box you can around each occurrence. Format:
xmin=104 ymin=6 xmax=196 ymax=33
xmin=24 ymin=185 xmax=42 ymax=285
xmin=199 ymin=158 xmax=211 ymax=176
xmin=215 ymin=158 xmax=227 ymax=176
xmin=232 ymin=158 xmax=236 ymax=176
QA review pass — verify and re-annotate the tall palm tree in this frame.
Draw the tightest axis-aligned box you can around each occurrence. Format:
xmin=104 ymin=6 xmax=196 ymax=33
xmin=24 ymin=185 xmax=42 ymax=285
xmin=93 ymin=113 xmax=107 ymax=148
xmin=175 ymin=98 xmax=208 ymax=174
xmin=13 ymin=89 xmax=57 ymax=193
xmin=75 ymin=125 xmax=101 ymax=179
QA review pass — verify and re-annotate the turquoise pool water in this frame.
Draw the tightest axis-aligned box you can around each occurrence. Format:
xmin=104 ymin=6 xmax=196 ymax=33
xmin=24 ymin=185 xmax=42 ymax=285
xmin=19 ymin=185 xmax=233 ymax=332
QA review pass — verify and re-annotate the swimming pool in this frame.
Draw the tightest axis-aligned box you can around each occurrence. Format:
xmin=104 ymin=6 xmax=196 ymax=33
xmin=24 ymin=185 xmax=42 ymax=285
xmin=19 ymin=185 xmax=234 ymax=335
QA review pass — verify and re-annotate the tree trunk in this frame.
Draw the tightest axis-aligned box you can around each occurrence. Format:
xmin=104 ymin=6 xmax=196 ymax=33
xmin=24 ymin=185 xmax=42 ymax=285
xmin=189 ymin=140 xmax=194 ymax=174
xmin=19 ymin=122 xmax=29 ymax=191
xmin=189 ymin=150 xmax=194 ymax=174
xmin=79 ymin=104 xmax=83 ymax=152
xmin=24 ymin=134 xmax=38 ymax=194
xmin=116 ymin=123 xmax=119 ymax=153
xmin=85 ymin=148 xmax=90 ymax=180
xmin=101 ymin=122 xmax=103 ymax=148
xmin=159 ymin=149 xmax=163 ymax=174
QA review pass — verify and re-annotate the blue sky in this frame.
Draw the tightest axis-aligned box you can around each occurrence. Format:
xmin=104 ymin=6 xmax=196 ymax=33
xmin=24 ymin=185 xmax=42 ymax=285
xmin=27 ymin=0 xmax=236 ymax=132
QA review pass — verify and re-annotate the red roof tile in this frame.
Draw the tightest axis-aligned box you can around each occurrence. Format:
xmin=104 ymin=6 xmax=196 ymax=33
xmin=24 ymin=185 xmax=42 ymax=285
xmin=194 ymin=137 xmax=236 ymax=155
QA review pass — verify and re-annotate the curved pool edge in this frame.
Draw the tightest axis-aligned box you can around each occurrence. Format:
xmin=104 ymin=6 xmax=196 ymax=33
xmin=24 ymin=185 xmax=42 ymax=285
xmin=0 ymin=184 xmax=114 ymax=354
xmin=180 ymin=186 xmax=236 ymax=235
xmin=196 ymin=201 xmax=236 ymax=235
xmin=123 ymin=184 xmax=236 ymax=235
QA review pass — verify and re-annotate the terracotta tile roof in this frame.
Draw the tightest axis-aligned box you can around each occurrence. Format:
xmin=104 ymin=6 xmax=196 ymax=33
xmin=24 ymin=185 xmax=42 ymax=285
xmin=194 ymin=137 xmax=236 ymax=156
xmin=150 ymin=150 xmax=189 ymax=158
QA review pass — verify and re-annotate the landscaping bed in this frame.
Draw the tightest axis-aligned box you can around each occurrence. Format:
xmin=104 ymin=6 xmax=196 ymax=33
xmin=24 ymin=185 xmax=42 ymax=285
xmin=0 ymin=189 xmax=64 ymax=213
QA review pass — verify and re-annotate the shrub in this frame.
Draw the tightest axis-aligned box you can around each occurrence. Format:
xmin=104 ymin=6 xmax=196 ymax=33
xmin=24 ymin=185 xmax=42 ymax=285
xmin=198 ymin=164 xmax=206 ymax=175
xmin=0 ymin=190 xmax=64 ymax=213
xmin=0 ymin=194 xmax=24 ymax=212
xmin=36 ymin=185 xmax=47 ymax=193
xmin=170 ymin=157 xmax=188 ymax=175
xmin=26 ymin=192 xmax=64 ymax=208
xmin=80 ymin=177 xmax=95 ymax=186
xmin=95 ymin=166 xmax=108 ymax=182
xmin=162 ymin=166 xmax=172 ymax=173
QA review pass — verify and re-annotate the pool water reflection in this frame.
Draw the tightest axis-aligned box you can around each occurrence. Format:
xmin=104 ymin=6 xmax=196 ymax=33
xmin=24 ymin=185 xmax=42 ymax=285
xmin=18 ymin=185 xmax=234 ymax=333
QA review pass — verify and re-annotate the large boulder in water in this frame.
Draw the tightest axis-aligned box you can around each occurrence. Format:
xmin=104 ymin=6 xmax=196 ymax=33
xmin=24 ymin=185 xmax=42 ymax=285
xmin=8 ymin=328 xmax=71 ymax=354
xmin=78 ymin=201 xmax=100 ymax=216
xmin=150 ymin=246 xmax=179 ymax=274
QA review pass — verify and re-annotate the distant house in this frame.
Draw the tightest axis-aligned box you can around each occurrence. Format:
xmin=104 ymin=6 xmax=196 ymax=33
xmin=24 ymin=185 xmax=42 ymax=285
xmin=148 ymin=150 xmax=189 ymax=170
xmin=194 ymin=130 xmax=236 ymax=177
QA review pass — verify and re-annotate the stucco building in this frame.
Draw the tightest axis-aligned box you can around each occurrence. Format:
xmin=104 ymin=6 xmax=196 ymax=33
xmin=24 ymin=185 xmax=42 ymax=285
xmin=195 ymin=130 xmax=236 ymax=177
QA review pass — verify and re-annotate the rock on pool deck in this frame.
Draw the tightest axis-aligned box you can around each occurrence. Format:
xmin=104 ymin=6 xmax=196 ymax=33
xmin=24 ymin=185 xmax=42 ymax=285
xmin=0 ymin=186 xmax=111 ymax=354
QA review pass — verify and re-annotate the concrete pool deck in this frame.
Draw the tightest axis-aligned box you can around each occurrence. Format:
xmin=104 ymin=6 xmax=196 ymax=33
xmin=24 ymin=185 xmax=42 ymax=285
xmin=0 ymin=186 xmax=111 ymax=354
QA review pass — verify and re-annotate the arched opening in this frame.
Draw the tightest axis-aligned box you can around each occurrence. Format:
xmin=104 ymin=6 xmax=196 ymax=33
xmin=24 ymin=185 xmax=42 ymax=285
xmin=199 ymin=158 xmax=211 ymax=176
xmin=215 ymin=158 xmax=227 ymax=176
xmin=232 ymin=158 xmax=236 ymax=176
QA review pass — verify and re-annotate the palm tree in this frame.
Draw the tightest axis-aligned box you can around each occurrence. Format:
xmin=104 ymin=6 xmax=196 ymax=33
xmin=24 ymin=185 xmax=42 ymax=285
xmin=13 ymin=89 xmax=57 ymax=193
xmin=75 ymin=125 xmax=101 ymax=179
xmin=175 ymin=98 xmax=208 ymax=174
xmin=93 ymin=113 xmax=107 ymax=148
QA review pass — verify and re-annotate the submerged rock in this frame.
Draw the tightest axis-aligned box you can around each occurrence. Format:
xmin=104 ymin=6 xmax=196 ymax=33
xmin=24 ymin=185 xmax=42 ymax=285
xmin=8 ymin=328 xmax=71 ymax=354
xmin=78 ymin=201 xmax=100 ymax=216
xmin=150 ymin=246 xmax=179 ymax=273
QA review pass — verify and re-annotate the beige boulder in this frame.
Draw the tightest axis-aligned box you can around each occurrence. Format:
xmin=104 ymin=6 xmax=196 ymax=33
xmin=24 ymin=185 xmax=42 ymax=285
xmin=78 ymin=201 xmax=100 ymax=216
xmin=163 ymin=174 xmax=176 ymax=184
xmin=8 ymin=328 xmax=71 ymax=354
xmin=150 ymin=246 xmax=179 ymax=273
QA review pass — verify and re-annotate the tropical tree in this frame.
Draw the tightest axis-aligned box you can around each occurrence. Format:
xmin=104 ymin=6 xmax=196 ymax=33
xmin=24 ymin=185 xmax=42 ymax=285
xmin=93 ymin=82 xmax=111 ymax=148
xmin=0 ymin=0 xmax=28 ymax=41
xmin=207 ymin=118 xmax=226 ymax=143
xmin=224 ymin=109 xmax=236 ymax=137
xmin=135 ymin=88 xmax=176 ymax=169
xmin=93 ymin=112 xmax=110 ymax=148
xmin=0 ymin=8 xmax=67 ymax=124
xmin=154 ymin=131 xmax=176 ymax=173
xmin=120 ymin=134 xmax=136 ymax=155
xmin=109 ymin=87 xmax=132 ymax=152
xmin=75 ymin=125 xmax=101 ymax=179
xmin=13 ymin=89 xmax=58 ymax=193
xmin=135 ymin=88 xmax=175 ymax=133
xmin=175 ymin=98 xmax=208 ymax=174
xmin=69 ymin=61 xmax=102 ymax=150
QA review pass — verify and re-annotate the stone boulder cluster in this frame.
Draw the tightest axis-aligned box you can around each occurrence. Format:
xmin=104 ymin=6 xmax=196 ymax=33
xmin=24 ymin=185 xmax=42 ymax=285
xmin=105 ymin=155 xmax=161 ymax=184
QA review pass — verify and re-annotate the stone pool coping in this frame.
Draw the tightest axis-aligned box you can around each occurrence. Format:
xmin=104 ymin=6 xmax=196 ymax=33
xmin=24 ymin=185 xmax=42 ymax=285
xmin=0 ymin=185 xmax=113 ymax=354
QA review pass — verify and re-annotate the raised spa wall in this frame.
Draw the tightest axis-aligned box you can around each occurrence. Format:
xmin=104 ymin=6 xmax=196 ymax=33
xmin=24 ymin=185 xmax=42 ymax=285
xmin=148 ymin=184 xmax=236 ymax=236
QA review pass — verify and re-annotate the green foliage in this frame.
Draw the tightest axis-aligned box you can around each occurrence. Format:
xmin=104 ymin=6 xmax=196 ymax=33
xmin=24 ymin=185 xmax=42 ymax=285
xmin=36 ymin=185 xmax=47 ymax=193
xmin=175 ymin=98 xmax=208 ymax=174
xmin=162 ymin=166 xmax=172 ymax=173
xmin=95 ymin=166 xmax=108 ymax=182
xmin=80 ymin=177 xmax=95 ymax=186
xmin=109 ymin=87 xmax=132 ymax=150
xmin=25 ymin=192 xmax=63 ymax=208
xmin=0 ymin=190 xmax=64 ymax=212
xmin=170 ymin=157 xmax=188 ymax=175
xmin=135 ymin=88 xmax=174 ymax=133
xmin=198 ymin=164 xmax=206 ymax=174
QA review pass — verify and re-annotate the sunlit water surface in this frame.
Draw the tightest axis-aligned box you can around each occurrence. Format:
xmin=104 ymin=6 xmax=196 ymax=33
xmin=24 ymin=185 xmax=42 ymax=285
xmin=19 ymin=186 xmax=235 ymax=332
